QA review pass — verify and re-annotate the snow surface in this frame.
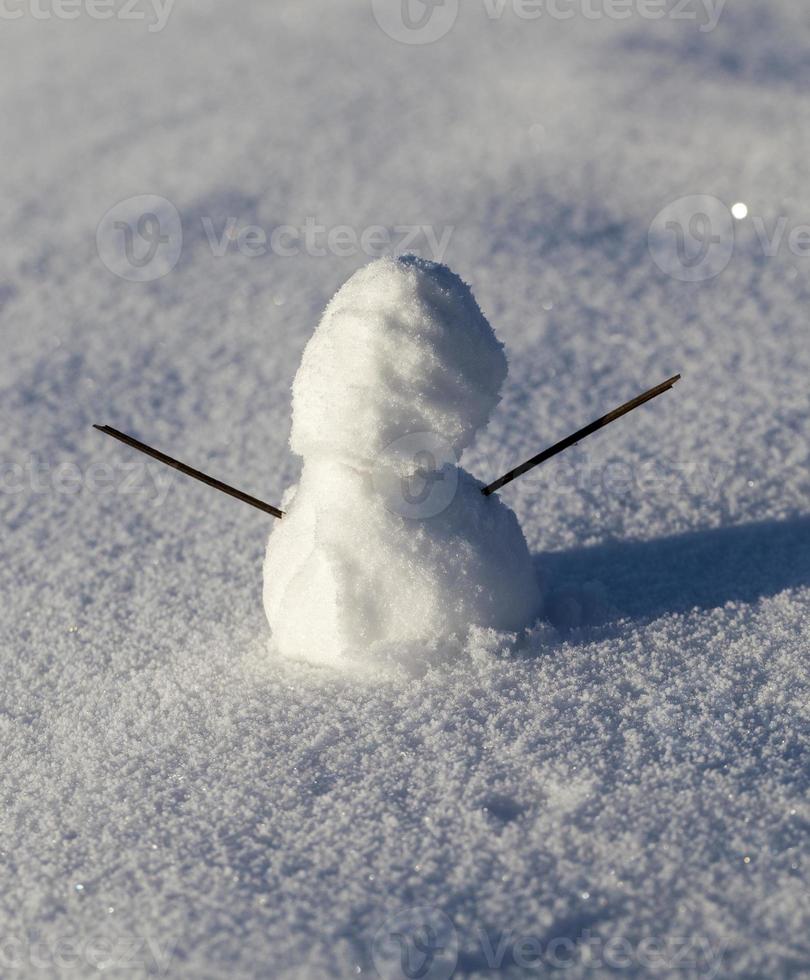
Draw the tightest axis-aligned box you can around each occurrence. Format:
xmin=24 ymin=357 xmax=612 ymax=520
xmin=1 ymin=1 xmax=809 ymax=977
xmin=264 ymin=257 xmax=540 ymax=668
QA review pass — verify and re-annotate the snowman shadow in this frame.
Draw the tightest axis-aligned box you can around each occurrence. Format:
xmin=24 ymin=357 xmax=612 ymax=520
xmin=536 ymin=515 xmax=810 ymax=638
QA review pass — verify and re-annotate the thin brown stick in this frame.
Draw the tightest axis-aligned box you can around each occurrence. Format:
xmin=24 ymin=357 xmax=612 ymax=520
xmin=93 ymin=425 xmax=284 ymax=519
xmin=482 ymin=374 xmax=681 ymax=497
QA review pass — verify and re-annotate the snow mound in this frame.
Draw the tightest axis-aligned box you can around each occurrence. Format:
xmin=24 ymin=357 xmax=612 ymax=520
xmin=264 ymin=257 xmax=540 ymax=667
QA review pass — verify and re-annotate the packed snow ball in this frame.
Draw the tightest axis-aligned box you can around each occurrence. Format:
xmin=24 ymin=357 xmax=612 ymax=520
xmin=289 ymin=254 xmax=508 ymax=461
xmin=263 ymin=257 xmax=541 ymax=668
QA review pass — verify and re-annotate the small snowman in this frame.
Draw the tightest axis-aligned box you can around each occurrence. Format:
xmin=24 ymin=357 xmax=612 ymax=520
xmin=95 ymin=259 xmax=677 ymax=655
xmin=263 ymin=256 xmax=541 ymax=667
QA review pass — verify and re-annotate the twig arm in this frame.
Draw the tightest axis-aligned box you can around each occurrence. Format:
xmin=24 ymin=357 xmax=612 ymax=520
xmin=482 ymin=374 xmax=681 ymax=496
xmin=93 ymin=425 xmax=284 ymax=519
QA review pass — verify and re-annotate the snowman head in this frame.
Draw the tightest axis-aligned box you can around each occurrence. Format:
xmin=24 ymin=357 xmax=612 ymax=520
xmin=289 ymin=255 xmax=508 ymax=465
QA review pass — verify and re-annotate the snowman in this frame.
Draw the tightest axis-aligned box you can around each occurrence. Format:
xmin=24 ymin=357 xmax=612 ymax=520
xmin=94 ymin=256 xmax=677 ymax=655
xmin=263 ymin=255 xmax=541 ymax=667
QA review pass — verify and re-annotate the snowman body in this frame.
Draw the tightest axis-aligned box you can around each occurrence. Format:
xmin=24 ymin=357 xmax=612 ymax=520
xmin=263 ymin=256 xmax=541 ymax=667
